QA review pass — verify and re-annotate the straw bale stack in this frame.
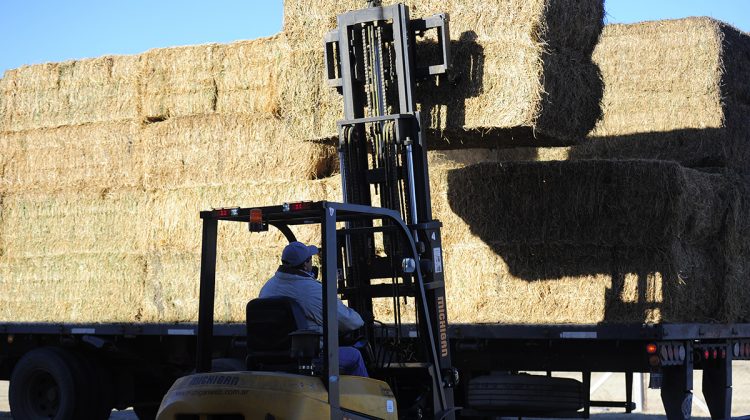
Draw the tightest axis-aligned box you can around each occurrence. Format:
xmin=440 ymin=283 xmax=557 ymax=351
xmin=0 ymin=56 xmax=141 ymax=132
xmin=443 ymin=160 xmax=728 ymax=246
xmin=441 ymin=241 xmax=723 ymax=324
xmin=722 ymin=174 xmax=750 ymax=323
xmin=0 ymin=121 xmax=142 ymax=193
xmin=575 ymin=18 xmax=750 ymax=171
xmin=327 ymin=156 xmax=737 ymax=323
xmin=141 ymin=114 xmax=336 ymax=189
xmin=141 ymin=179 xmax=336 ymax=322
xmin=0 ymin=178 xmax=337 ymax=323
xmin=0 ymin=188 xmax=149 ymax=258
xmin=0 ymin=254 xmax=147 ymax=322
xmin=138 ymin=37 xmax=289 ymax=121
xmin=282 ymin=0 xmax=604 ymax=141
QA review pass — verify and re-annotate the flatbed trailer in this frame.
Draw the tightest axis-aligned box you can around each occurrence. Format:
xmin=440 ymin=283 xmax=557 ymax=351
xmin=2 ymin=321 xmax=749 ymax=418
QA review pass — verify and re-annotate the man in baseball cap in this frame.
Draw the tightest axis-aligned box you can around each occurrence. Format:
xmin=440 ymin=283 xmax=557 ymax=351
xmin=259 ymin=241 xmax=368 ymax=376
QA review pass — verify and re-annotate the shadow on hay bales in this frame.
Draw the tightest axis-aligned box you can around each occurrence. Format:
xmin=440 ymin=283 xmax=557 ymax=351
xmin=443 ymin=160 xmax=736 ymax=323
xmin=416 ymin=31 xmax=485 ymax=138
xmin=415 ymin=30 xmax=604 ymax=150
xmin=574 ymin=126 xmax=750 ymax=174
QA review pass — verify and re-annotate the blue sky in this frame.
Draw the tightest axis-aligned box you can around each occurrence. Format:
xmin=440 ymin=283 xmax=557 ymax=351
xmin=0 ymin=1 xmax=748 ymax=76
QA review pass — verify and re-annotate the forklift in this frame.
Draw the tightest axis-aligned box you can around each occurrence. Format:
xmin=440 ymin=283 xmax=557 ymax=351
xmin=156 ymin=1 xmax=456 ymax=419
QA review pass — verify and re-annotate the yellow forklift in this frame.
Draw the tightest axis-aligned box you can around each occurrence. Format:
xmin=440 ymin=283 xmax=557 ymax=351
xmin=156 ymin=1 xmax=456 ymax=419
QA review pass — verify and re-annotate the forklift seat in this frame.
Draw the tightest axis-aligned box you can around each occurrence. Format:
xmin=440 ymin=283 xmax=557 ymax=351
xmin=245 ymin=296 xmax=320 ymax=371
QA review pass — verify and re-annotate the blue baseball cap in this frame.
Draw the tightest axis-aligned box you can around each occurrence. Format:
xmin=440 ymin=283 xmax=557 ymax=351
xmin=281 ymin=241 xmax=319 ymax=267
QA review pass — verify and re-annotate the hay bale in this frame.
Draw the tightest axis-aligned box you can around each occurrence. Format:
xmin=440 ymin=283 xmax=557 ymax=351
xmin=578 ymin=18 xmax=750 ymax=172
xmin=442 ymin=160 xmax=728 ymax=246
xmin=139 ymin=44 xmax=224 ymax=121
xmin=441 ymin=241 xmax=723 ymax=324
xmin=338 ymin=154 xmax=739 ymax=324
xmin=215 ymin=36 xmax=287 ymax=116
xmin=0 ymin=121 xmax=143 ymax=194
xmin=282 ymin=0 xmax=604 ymax=141
xmin=147 ymin=180 xmax=332 ymax=254
xmin=141 ymin=178 xmax=339 ymax=322
xmin=0 ymin=178 xmax=337 ymax=323
xmin=0 ymin=254 xmax=147 ymax=322
xmin=143 ymin=250 xmax=286 ymax=323
xmin=0 ymin=56 xmax=141 ymax=132
xmin=141 ymin=114 xmax=336 ymax=189
xmin=0 ymin=188 xmax=149 ymax=258
xmin=722 ymin=174 xmax=750 ymax=323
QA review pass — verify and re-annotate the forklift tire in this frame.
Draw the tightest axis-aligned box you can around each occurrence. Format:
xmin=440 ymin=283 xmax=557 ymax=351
xmin=9 ymin=347 xmax=95 ymax=420
xmin=467 ymin=373 xmax=583 ymax=412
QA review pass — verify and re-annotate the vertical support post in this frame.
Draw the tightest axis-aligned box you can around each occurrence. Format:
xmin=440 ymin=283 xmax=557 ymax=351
xmin=634 ymin=372 xmax=646 ymax=412
xmin=661 ymin=362 xmax=693 ymax=420
xmin=582 ymin=371 xmax=591 ymax=418
xmin=196 ymin=218 xmax=218 ymax=373
xmin=626 ymin=372 xmax=634 ymax=413
xmin=702 ymin=346 xmax=732 ymax=420
xmin=322 ymin=205 xmax=341 ymax=419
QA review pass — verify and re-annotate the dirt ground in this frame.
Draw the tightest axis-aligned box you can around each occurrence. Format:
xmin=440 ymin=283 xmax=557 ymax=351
xmin=1 ymin=362 xmax=748 ymax=418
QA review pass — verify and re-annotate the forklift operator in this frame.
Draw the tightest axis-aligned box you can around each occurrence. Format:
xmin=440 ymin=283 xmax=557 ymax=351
xmin=259 ymin=241 xmax=369 ymax=377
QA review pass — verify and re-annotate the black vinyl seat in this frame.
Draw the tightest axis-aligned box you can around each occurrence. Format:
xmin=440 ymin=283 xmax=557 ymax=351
xmin=245 ymin=297 xmax=320 ymax=372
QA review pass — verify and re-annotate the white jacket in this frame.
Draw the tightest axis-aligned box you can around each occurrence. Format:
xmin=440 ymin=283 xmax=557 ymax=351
xmin=258 ymin=269 xmax=364 ymax=333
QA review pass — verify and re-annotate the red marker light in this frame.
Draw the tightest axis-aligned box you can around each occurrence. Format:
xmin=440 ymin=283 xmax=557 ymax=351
xmin=721 ymin=349 xmax=727 ymax=359
xmin=288 ymin=201 xmax=312 ymax=211
xmin=704 ymin=349 xmax=710 ymax=360
xmin=646 ymin=343 xmax=658 ymax=354
xmin=712 ymin=349 xmax=718 ymax=359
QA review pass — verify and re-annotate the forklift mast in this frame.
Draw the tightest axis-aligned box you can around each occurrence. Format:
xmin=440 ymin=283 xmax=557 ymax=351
xmin=324 ymin=0 xmax=456 ymax=415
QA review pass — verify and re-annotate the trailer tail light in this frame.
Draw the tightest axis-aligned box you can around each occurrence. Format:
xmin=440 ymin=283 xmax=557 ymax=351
xmin=720 ymin=348 xmax=726 ymax=359
xmin=646 ymin=343 xmax=657 ymax=354
xmin=215 ymin=207 xmax=240 ymax=217
xmin=283 ymin=201 xmax=314 ymax=212
xmin=704 ymin=349 xmax=710 ymax=361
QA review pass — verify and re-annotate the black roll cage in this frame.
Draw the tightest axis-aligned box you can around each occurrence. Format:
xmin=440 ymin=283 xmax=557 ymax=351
xmin=194 ymin=200 xmax=448 ymax=416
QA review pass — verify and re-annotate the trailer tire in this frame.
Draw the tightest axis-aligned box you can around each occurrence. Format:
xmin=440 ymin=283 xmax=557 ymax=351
xmin=76 ymin=354 xmax=115 ymax=419
xmin=9 ymin=347 xmax=93 ymax=420
xmin=467 ymin=374 xmax=583 ymax=412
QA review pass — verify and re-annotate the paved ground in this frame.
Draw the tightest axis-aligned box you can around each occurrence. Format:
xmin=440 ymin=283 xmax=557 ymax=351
xmin=1 ymin=362 xmax=748 ymax=418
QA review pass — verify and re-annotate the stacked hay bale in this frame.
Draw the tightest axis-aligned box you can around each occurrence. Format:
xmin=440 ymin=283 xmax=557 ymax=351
xmin=573 ymin=18 xmax=750 ymax=171
xmin=0 ymin=0 xmax=608 ymax=323
xmin=433 ymin=158 xmax=731 ymax=323
xmin=424 ymin=17 xmax=750 ymax=323
xmin=0 ymin=35 xmax=336 ymax=322
xmin=283 ymin=0 xmax=605 ymax=142
xmin=2 ymin=3 xmax=748 ymax=325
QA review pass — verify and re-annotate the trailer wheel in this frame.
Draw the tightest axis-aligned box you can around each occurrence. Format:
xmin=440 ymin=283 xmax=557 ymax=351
xmin=467 ymin=373 xmax=583 ymax=412
xmin=9 ymin=347 xmax=92 ymax=420
xmin=77 ymin=354 xmax=115 ymax=419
